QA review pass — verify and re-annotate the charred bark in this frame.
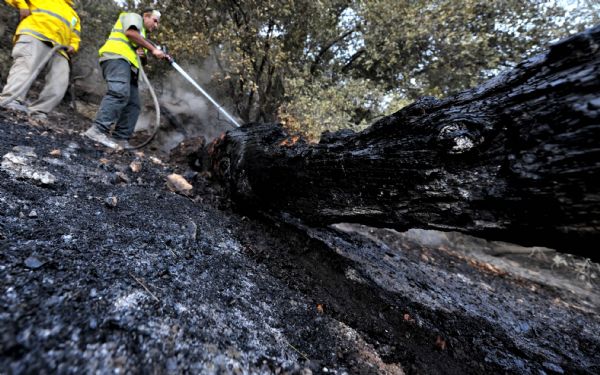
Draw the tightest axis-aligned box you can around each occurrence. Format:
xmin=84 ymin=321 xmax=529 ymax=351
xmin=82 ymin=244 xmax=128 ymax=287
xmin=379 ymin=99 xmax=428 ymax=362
xmin=209 ymin=25 xmax=600 ymax=258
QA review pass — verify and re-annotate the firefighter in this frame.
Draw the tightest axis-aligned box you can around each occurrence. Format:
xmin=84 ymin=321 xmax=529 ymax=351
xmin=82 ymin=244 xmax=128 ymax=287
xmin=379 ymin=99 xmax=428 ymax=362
xmin=0 ymin=0 xmax=80 ymax=120
xmin=84 ymin=8 xmax=168 ymax=150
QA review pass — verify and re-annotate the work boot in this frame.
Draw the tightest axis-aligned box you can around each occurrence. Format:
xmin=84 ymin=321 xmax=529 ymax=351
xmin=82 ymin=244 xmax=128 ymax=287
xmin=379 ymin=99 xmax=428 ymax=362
xmin=29 ymin=111 xmax=48 ymax=121
xmin=83 ymin=126 xmax=121 ymax=150
xmin=1 ymin=99 xmax=30 ymax=114
xmin=114 ymin=139 xmax=132 ymax=150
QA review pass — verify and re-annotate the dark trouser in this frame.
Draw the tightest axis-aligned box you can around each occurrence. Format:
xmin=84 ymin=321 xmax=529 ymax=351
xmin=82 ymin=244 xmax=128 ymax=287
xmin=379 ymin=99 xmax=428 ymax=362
xmin=94 ymin=59 xmax=139 ymax=140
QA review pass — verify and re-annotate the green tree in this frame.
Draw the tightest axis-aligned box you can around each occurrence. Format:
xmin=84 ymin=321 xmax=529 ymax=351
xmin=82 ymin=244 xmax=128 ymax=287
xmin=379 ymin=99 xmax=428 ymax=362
xmin=75 ymin=0 xmax=594 ymax=138
xmin=347 ymin=0 xmax=572 ymax=98
xmin=71 ymin=0 xmax=121 ymax=72
xmin=154 ymin=0 xmax=357 ymax=125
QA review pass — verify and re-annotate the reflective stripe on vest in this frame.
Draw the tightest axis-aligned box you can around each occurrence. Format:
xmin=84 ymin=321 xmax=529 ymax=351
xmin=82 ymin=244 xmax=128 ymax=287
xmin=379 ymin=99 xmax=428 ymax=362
xmin=32 ymin=9 xmax=71 ymax=29
xmin=12 ymin=1 xmax=79 ymax=60
xmin=107 ymin=37 xmax=135 ymax=48
xmin=19 ymin=28 xmax=62 ymax=47
xmin=98 ymin=13 xmax=146 ymax=69
xmin=30 ymin=8 xmax=79 ymax=36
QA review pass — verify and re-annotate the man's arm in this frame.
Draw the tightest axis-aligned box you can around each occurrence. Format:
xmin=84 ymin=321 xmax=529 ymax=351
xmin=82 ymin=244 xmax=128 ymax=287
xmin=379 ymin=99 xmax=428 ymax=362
xmin=119 ymin=13 xmax=166 ymax=60
xmin=5 ymin=0 xmax=27 ymax=8
xmin=125 ymin=29 xmax=166 ymax=59
xmin=5 ymin=0 xmax=30 ymax=20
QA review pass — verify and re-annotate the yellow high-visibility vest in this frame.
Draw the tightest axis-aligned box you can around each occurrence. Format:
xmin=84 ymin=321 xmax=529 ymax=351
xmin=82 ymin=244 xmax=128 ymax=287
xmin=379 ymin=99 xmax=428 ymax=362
xmin=98 ymin=13 xmax=147 ymax=69
xmin=5 ymin=0 xmax=80 ymax=59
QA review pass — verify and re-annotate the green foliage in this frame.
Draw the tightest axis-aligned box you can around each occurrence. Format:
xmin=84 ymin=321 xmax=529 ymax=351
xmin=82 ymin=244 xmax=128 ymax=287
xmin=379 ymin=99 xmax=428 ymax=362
xmin=154 ymin=0 xmax=356 ymax=125
xmin=351 ymin=0 xmax=571 ymax=98
xmin=70 ymin=0 xmax=121 ymax=79
xmin=280 ymin=77 xmax=411 ymax=140
xmin=147 ymin=0 xmax=593 ymax=137
xmin=3 ymin=0 xmax=592 ymax=138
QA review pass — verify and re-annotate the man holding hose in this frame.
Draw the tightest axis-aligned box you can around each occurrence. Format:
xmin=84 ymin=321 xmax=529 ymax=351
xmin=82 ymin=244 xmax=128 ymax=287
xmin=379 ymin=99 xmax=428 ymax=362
xmin=84 ymin=8 xmax=167 ymax=150
xmin=0 ymin=0 xmax=80 ymax=119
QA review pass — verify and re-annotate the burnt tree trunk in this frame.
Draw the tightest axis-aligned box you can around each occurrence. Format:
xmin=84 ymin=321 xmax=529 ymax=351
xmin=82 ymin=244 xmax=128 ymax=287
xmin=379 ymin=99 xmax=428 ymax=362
xmin=209 ymin=25 xmax=600 ymax=258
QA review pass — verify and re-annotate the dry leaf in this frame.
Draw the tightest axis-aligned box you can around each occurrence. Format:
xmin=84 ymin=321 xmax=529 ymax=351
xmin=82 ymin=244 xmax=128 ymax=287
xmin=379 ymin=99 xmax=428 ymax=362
xmin=316 ymin=304 xmax=324 ymax=314
xmin=49 ymin=149 xmax=61 ymax=157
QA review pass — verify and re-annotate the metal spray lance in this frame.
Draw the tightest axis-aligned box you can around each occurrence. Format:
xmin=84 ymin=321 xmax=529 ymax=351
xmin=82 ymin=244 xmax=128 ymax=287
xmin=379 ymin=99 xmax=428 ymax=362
xmin=159 ymin=46 xmax=241 ymax=128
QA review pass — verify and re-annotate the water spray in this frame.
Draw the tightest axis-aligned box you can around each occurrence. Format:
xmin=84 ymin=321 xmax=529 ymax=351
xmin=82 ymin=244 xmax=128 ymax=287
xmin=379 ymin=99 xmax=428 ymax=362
xmin=125 ymin=44 xmax=241 ymax=151
xmin=165 ymin=54 xmax=241 ymax=128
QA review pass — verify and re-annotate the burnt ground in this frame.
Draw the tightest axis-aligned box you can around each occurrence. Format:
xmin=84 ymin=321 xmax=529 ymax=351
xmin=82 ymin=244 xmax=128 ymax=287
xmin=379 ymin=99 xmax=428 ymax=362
xmin=0 ymin=106 xmax=599 ymax=374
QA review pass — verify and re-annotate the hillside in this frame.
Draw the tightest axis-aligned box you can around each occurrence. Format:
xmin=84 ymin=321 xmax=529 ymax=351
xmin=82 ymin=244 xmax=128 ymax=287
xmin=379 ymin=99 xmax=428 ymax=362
xmin=1 ymin=106 xmax=598 ymax=374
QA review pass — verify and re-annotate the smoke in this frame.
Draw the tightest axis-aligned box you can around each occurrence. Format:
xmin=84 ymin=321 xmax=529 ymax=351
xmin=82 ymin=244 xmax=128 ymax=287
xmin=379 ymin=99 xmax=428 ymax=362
xmin=71 ymin=54 xmax=239 ymax=153
xmin=135 ymin=57 xmax=238 ymax=152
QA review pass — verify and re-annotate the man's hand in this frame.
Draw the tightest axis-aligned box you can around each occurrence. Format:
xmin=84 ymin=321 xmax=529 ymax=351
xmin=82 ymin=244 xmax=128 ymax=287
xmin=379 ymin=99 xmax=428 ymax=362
xmin=152 ymin=48 xmax=167 ymax=60
xmin=19 ymin=8 xmax=31 ymax=21
xmin=125 ymin=29 xmax=168 ymax=60
xmin=67 ymin=46 xmax=76 ymax=56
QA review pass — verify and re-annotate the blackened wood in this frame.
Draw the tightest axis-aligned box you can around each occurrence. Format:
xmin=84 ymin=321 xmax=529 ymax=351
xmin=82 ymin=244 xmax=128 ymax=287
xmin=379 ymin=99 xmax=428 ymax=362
xmin=209 ymin=25 xmax=600 ymax=258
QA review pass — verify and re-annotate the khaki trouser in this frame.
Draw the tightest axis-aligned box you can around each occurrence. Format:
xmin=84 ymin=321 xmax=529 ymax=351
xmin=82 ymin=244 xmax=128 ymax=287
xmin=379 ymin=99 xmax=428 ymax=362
xmin=0 ymin=35 xmax=70 ymax=114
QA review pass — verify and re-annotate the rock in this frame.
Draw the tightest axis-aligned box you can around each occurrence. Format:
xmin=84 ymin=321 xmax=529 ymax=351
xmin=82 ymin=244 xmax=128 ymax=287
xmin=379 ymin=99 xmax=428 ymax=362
xmin=105 ymin=196 xmax=118 ymax=208
xmin=184 ymin=221 xmax=197 ymax=240
xmin=114 ymin=172 xmax=130 ymax=184
xmin=543 ymin=362 xmax=565 ymax=374
xmin=28 ymin=210 xmax=38 ymax=218
xmin=129 ymin=160 xmax=142 ymax=173
xmin=149 ymin=156 xmax=163 ymax=165
xmin=166 ymin=174 xmax=193 ymax=195
xmin=33 ymin=170 xmax=56 ymax=185
xmin=1 ymin=147 xmax=56 ymax=185
xmin=24 ymin=256 xmax=43 ymax=269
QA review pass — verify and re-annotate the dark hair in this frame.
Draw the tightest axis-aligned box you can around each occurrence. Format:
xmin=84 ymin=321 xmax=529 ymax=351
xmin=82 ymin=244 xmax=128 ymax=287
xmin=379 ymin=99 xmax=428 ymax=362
xmin=142 ymin=8 xmax=156 ymax=16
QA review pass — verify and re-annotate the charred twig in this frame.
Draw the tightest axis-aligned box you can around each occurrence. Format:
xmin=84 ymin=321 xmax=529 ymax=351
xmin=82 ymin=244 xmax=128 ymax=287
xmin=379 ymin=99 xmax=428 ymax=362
xmin=283 ymin=339 xmax=310 ymax=362
xmin=130 ymin=273 xmax=160 ymax=302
